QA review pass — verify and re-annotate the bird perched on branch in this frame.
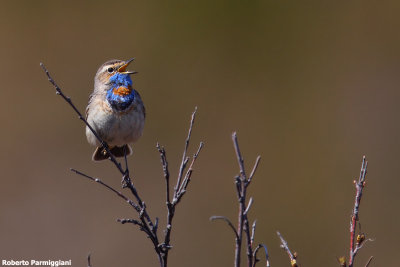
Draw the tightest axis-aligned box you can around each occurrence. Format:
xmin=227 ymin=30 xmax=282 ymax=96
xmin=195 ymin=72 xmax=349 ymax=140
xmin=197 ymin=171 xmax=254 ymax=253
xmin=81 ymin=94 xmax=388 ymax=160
xmin=86 ymin=58 xmax=145 ymax=161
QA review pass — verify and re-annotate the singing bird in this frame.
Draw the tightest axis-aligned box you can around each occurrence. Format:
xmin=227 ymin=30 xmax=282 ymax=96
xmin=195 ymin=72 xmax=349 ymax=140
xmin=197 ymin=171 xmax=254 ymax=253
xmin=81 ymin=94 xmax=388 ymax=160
xmin=86 ymin=59 xmax=145 ymax=161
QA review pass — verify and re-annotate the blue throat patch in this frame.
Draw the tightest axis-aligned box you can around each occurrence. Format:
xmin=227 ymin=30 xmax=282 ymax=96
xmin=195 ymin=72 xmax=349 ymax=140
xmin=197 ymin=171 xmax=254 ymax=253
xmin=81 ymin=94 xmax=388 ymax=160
xmin=106 ymin=73 xmax=135 ymax=111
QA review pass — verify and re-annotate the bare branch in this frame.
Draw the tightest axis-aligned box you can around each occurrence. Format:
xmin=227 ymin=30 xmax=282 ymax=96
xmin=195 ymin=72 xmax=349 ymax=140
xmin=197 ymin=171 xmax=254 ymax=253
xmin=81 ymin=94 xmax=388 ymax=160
xmin=253 ymin=244 xmax=270 ymax=267
xmin=212 ymin=132 xmax=262 ymax=267
xmin=349 ymin=156 xmax=369 ymax=267
xmin=70 ymin=168 xmax=139 ymax=211
xmin=244 ymin=197 xmax=254 ymax=216
xmin=87 ymin=254 xmax=91 ymax=267
xmin=176 ymin=142 xmax=204 ymax=203
xmin=251 ymin=220 xmax=257 ymax=247
xmin=353 ymin=238 xmax=374 ymax=255
xmin=160 ymin=108 xmax=203 ymax=265
xmin=175 ymin=107 xmax=197 ymax=196
xmin=248 ymin=156 xmax=261 ymax=184
xmin=365 ymin=256 xmax=374 ymax=267
xmin=277 ymin=231 xmax=298 ymax=267
xmin=157 ymin=143 xmax=170 ymax=205
xmin=117 ymin=218 xmax=142 ymax=226
xmin=210 ymin=216 xmax=239 ymax=240
xmin=244 ymin=216 xmax=253 ymax=267
xmin=232 ymin=132 xmax=247 ymax=181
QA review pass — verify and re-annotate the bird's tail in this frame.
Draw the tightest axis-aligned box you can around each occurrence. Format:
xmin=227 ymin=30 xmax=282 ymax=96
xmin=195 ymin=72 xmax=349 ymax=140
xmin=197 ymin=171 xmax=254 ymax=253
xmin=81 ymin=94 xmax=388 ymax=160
xmin=92 ymin=144 xmax=133 ymax=161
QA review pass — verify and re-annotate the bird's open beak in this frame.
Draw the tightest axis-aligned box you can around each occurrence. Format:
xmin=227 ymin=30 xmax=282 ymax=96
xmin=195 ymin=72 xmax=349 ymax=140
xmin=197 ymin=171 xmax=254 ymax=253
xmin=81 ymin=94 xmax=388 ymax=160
xmin=118 ymin=58 xmax=138 ymax=74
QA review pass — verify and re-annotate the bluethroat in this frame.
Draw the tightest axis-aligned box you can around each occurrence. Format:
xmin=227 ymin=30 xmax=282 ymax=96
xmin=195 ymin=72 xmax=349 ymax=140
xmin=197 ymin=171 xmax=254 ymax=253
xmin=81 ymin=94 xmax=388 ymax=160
xmin=86 ymin=59 xmax=145 ymax=161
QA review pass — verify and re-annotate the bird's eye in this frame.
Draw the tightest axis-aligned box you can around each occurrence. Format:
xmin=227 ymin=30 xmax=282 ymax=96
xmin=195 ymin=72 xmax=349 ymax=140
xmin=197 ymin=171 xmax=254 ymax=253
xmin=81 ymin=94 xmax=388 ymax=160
xmin=107 ymin=67 xmax=114 ymax=73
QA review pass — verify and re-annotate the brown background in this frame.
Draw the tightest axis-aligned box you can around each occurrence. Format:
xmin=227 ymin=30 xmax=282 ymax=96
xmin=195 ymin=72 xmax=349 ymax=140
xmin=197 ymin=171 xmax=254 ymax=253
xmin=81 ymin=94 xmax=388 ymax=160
xmin=1 ymin=1 xmax=399 ymax=266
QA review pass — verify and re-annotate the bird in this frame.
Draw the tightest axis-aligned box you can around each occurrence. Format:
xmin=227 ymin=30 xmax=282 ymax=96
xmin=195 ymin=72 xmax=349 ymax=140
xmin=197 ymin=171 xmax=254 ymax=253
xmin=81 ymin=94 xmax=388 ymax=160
xmin=85 ymin=58 xmax=145 ymax=161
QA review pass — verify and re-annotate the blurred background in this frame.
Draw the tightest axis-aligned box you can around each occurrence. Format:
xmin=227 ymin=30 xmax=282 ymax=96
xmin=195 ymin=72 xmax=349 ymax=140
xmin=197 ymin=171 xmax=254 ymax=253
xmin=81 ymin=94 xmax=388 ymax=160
xmin=0 ymin=1 xmax=399 ymax=266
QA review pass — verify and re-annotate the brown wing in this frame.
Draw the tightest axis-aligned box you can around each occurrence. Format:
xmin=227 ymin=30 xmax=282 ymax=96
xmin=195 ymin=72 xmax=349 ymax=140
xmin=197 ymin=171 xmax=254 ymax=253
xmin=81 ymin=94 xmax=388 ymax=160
xmin=85 ymin=93 xmax=94 ymax=119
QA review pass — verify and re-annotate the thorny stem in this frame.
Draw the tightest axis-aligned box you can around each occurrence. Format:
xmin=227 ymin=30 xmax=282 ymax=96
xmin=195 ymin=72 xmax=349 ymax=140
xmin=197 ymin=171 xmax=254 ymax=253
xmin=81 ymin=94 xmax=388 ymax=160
xmin=41 ymin=63 xmax=203 ymax=267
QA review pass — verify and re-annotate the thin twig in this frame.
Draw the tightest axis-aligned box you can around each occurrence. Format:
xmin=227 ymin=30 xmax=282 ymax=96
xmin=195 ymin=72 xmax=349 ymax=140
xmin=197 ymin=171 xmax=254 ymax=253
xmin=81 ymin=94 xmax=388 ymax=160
xmin=248 ymin=156 xmax=261 ymax=185
xmin=116 ymin=218 xmax=151 ymax=235
xmin=161 ymin=108 xmax=203 ymax=265
xmin=211 ymin=132 xmax=261 ymax=267
xmin=176 ymin=142 xmax=204 ymax=203
xmin=157 ymin=143 xmax=170 ymax=205
xmin=251 ymin=220 xmax=257 ymax=247
xmin=244 ymin=216 xmax=253 ymax=266
xmin=210 ymin=216 xmax=239 ymax=240
xmin=70 ymin=168 xmax=162 ymax=259
xmin=175 ymin=107 xmax=197 ymax=197
xmin=117 ymin=218 xmax=142 ymax=226
xmin=252 ymin=244 xmax=270 ymax=267
xmin=87 ymin=254 xmax=91 ymax=267
xmin=244 ymin=197 xmax=254 ymax=216
xmin=232 ymin=132 xmax=247 ymax=181
xmin=70 ymin=168 xmax=139 ymax=211
xmin=232 ymin=132 xmax=246 ymax=267
xmin=277 ymin=231 xmax=298 ymax=267
xmin=364 ymin=256 xmax=373 ymax=267
xmin=349 ymin=156 xmax=369 ymax=267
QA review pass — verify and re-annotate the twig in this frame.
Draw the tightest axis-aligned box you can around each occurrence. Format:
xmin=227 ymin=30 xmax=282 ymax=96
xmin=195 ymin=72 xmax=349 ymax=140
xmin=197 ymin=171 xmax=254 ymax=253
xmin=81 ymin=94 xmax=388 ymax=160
xmin=348 ymin=156 xmax=370 ymax=267
xmin=252 ymin=244 xmax=270 ymax=267
xmin=251 ymin=220 xmax=257 ymax=247
xmin=70 ymin=169 xmax=139 ymax=212
xmin=157 ymin=144 xmax=170 ymax=206
xmin=117 ymin=218 xmax=142 ymax=226
xmin=159 ymin=109 xmax=203 ymax=265
xmin=211 ymin=132 xmax=261 ymax=267
xmin=176 ymin=142 xmax=204 ymax=203
xmin=232 ymin=132 xmax=261 ymax=267
xmin=210 ymin=216 xmax=239 ymax=240
xmin=87 ymin=254 xmax=91 ymax=267
xmin=364 ymin=256 xmax=373 ymax=267
xmin=175 ymin=107 xmax=197 ymax=197
xmin=232 ymin=132 xmax=247 ymax=181
xmin=277 ymin=231 xmax=298 ymax=267
xmin=248 ymin=156 xmax=261 ymax=184
xmin=233 ymin=133 xmax=246 ymax=267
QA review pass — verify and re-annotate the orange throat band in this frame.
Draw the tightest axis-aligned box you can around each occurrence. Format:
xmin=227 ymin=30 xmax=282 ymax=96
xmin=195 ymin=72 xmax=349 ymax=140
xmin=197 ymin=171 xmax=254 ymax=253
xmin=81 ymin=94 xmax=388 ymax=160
xmin=113 ymin=86 xmax=132 ymax=96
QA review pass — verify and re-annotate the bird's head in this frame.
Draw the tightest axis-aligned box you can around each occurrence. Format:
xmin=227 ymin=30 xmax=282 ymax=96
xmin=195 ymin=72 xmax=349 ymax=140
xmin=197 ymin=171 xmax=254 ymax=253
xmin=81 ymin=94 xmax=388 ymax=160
xmin=94 ymin=59 xmax=137 ymax=90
